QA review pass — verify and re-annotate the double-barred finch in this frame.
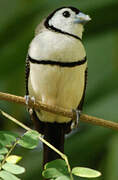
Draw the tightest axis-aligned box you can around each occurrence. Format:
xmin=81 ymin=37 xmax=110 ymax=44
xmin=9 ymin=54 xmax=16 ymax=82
xmin=25 ymin=7 xmax=91 ymax=165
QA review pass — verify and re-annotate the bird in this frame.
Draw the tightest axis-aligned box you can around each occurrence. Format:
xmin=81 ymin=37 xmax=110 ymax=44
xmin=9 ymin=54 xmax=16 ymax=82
xmin=25 ymin=6 xmax=91 ymax=165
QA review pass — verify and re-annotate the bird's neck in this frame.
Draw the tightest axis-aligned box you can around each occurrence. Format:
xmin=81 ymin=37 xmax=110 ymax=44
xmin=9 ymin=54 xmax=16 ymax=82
xmin=53 ymin=23 xmax=84 ymax=39
xmin=72 ymin=24 xmax=84 ymax=39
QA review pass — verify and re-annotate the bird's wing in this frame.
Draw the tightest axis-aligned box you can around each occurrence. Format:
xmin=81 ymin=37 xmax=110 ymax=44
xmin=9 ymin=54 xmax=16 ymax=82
xmin=78 ymin=67 xmax=88 ymax=111
xmin=25 ymin=55 xmax=30 ymax=95
xmin=25 ymin=55 xmax=47 ymax=133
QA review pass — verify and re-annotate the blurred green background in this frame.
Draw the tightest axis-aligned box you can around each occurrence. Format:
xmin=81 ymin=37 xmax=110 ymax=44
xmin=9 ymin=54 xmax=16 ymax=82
xmin=0 ymin=0 xmax=118 ymax=179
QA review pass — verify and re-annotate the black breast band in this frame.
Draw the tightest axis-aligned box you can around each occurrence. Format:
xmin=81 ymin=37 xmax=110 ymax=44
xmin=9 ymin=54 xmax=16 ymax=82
xmin=28 ymin=56 xmax=86 ymax=67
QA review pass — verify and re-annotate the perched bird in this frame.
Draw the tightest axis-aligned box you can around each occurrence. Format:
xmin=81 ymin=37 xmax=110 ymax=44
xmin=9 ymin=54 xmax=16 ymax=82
xmin=25 ymin=6 xmax=91 ymax=165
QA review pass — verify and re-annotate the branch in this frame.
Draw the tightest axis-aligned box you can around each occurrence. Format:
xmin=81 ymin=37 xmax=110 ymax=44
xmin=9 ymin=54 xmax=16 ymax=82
xmin=0 ymin=91 xmax=118 ymax=131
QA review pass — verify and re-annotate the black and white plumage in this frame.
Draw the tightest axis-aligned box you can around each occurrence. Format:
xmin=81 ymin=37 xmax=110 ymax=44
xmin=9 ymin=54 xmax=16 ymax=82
xmin=25 ymin=6 xmax=90 ymax=164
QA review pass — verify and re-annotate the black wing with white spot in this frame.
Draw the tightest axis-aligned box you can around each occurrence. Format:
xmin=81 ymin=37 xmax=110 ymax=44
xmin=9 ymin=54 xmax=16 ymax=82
xmin=25 ymin=55 xmax=30 ymax=96
xmin=78 ymin=67 xmax=88 ymax=111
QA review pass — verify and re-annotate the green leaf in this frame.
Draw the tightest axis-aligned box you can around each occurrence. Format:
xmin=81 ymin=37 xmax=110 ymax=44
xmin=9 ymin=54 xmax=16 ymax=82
xmin=56 ymin=175 xmax=71 ymax=180
xmin=43 ymin=159 xmax=70 ymax=179
xmin=18 ymin=130 xmax=39 ymax=149
xmin=0 ymin=170 xmax=20 ymax=180
xmin=0 ymin=147 xmax=8 ymax=155
xmin=6 ymin=155 xmax=22 ymax=164
xmin=43 ymin=168 xmax=63 ymax=179
xmin=0 ymin=155 xmax=4 ymax=161
xmin=72 ymin=167 xmax=101 ymax=178
xmin=43 ymin=168 xmax=70 ymax=180
xmin=0 ymin=131 xmax=18 ymax=147
xmin=44 ymin=159 xmax=67 ymax=170
xmin=2 ymin=163 xmax=25 ymax=175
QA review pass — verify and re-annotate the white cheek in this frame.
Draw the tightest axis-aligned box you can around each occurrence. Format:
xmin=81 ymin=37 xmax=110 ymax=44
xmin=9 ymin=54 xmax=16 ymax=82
xmin=49 ymin=16 xmax=83 ymax=39
xmin=49 ymin=15 xmax=72 ymax=30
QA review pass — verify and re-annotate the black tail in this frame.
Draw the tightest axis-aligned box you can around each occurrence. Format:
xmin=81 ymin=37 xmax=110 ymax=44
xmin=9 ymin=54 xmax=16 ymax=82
xmin=30 ymin=110 xmax=71 ymax=165
xmin=43 ymin=122 xmax=65 ymax=165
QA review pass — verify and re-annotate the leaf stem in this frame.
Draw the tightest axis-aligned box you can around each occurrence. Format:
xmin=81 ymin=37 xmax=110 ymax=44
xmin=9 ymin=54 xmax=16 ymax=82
xmin=0 ymin=140 xmax=18 ymax=169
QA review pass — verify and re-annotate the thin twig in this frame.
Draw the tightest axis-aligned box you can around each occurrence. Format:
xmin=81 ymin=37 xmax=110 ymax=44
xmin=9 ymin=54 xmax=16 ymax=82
xmin=0 ymin=140 xmax=18 ymax=168
xmin=0 ymin=91 xmax=118 ymax=131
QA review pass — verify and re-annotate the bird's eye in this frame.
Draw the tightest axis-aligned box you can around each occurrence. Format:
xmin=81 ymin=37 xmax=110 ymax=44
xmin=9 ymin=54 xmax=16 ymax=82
xmin=62 ymin=11 xmax=71 ymax=18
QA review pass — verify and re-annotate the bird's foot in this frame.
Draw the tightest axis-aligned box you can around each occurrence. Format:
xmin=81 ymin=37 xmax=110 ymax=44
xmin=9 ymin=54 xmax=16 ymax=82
xmin=28 ymin=108 xmax=33 ymax=115
xmin=24 ymin=95 xmax=36 ymax=105
xmin=71 ymin=109 xmax=81 ymax=129
xmin=31 ymin=96 xmax=36 ymax=104
xmin=24 ymin=95 xmax=30 ymax=105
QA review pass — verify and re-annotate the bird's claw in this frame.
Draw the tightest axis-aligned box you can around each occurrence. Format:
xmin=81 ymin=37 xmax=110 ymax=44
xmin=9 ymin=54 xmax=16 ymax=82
xmin=24 ymin=95 xmax=30 ymax=105
xmin=71 ymin=109 xmax=81 ymax=129
xmin=31 ymin=96 xmax=36 ymax=104
xmin=24 ymin=95 xmax=36 ymax=105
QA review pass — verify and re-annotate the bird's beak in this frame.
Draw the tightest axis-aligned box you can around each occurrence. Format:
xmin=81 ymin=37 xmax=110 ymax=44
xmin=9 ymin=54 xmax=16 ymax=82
xmin=74 ymin=12 xmax=91 ymax=24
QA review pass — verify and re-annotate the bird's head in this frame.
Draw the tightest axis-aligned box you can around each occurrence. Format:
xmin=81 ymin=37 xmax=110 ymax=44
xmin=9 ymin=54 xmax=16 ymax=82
xmin=44 ymin=7 xmax=91 ymax=39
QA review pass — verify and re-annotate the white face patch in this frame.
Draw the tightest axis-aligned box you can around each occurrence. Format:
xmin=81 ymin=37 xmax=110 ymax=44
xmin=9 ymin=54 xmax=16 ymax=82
xmin=48 ymin=8 xmax=84 ymax=38
xmin=49 ymin=8 xmax=75 ymax=26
